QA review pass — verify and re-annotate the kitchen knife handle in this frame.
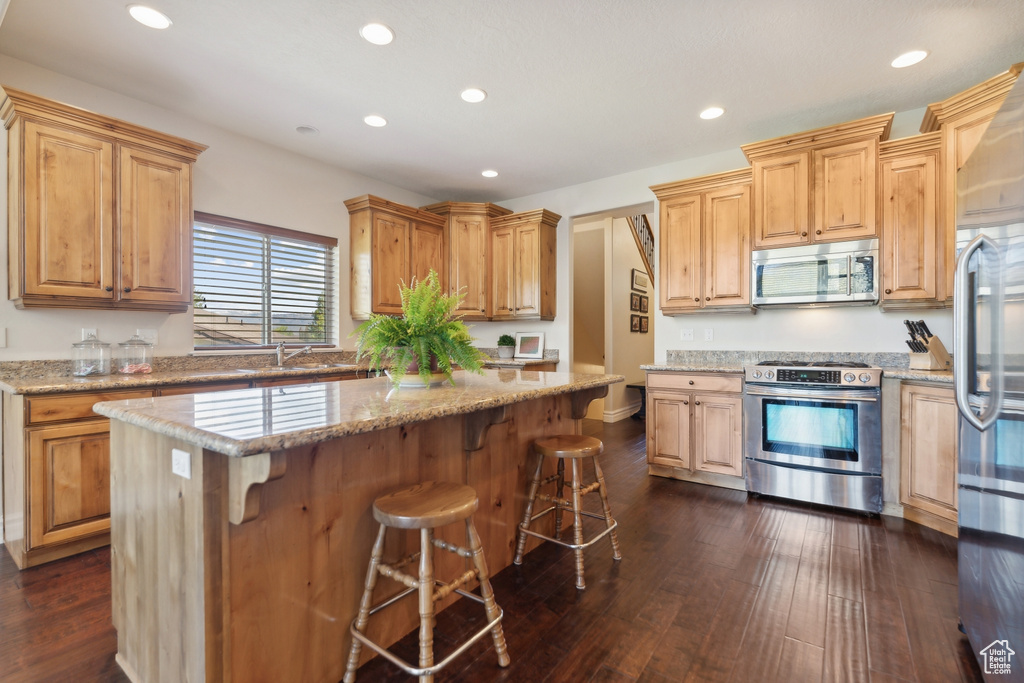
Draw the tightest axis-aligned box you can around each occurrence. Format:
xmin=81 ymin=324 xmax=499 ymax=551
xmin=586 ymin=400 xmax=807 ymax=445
xmin=919 ymin=320 xmax=932 ymax=337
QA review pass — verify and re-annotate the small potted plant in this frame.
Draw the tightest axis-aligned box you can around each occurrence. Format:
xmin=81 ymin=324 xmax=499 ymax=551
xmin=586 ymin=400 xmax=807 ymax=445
xmin=497 ymin=334 xmax=516 ymax=359
xmin=351 ymin=269 xmax=488 ymax=386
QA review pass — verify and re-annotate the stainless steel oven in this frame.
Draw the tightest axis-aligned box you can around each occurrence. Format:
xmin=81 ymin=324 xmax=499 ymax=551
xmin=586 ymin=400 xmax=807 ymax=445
xmin=743 ymin=362 xmax=883 ymax=513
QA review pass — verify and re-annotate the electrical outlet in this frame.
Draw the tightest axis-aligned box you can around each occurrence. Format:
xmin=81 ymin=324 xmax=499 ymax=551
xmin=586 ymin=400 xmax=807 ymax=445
xmin=704 ymin=328 xmax=714 ymax=341
xmin=81 ymin=327 xmax=97 ymax=340
xmin=681 ymin=328 xmax=694 ymax=341
xmin=171 ymin=448 xmax=192 ymax=479
xmin=137 ymin=328 xmax=158 ymax=345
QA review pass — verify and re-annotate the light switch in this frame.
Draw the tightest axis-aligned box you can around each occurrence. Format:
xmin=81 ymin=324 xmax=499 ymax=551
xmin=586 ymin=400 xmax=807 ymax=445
xmin=704 ymin=328 xmax=714 ymax=341
xmin=172 ymin=449 xmax=192 ymax=479
xmin=681 ymin=329 xmax=694 ymax=341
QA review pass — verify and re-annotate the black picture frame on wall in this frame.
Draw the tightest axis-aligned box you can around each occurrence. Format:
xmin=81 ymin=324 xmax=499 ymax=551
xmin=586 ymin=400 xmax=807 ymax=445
xmin=631 ymin=268 xmax=648 ymax=292
xmin=640 ymin=295 xmax=648 ymax=313
xmin=640 ymin=316 xmax=649 ymax=333
xmin=630 ymin=292 xmax=641 ymax=311
xmin=630 ymin=314 xmax=641 ymax=332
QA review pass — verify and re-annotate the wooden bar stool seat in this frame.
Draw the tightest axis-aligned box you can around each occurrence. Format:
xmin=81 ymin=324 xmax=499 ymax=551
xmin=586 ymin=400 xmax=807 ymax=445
xmin=344 ymin=482 xmax=510 ymax=683
xmin=513 ymin=434 xmax=621 ymax=589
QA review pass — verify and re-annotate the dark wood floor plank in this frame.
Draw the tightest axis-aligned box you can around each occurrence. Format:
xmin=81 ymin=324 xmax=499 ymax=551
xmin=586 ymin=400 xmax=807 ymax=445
xmin=785 ymin=528 xmax=831 ymax=648
xmin=774 ymin=637 xmax=824 ymax=683
xmin=728 ymin=552 xmax=801 ymax=682
xmin=823 ymin=595 xmax=870 ymax=683
xmin=0 ymin=417 xmax=985 ymax=683
xmin=829 ymin=544 xmax=863 ymax=602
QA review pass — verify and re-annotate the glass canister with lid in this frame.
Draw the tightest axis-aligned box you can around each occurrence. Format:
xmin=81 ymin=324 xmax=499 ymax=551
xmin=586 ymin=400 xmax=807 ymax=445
xmin=72 ymin=334 xmax=112 ymax=376
xmin=117 ymin=334 xmax=154 ymax=374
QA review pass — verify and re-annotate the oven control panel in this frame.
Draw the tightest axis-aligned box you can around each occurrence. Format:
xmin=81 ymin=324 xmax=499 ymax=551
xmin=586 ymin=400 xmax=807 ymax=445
xmin=745 ymin=365 xmax=882 ymax=387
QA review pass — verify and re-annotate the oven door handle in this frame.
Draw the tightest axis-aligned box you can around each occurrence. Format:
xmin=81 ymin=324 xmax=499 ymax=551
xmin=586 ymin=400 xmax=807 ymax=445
xmin=743 ymin=385 xmax=879 ymax=402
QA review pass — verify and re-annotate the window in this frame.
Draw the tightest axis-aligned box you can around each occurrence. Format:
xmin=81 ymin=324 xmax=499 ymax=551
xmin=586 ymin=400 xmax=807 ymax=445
xmin=193 ymin=212 xmax=337 ymax=349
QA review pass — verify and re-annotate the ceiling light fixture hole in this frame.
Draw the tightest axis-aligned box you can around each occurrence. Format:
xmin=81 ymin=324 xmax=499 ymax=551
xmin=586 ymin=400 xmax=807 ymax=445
xmin=364 ymin=115 xmax=388 ymax=128
xmin=481 ymin=170 xmax=498 ymax=178
xmin=700 ymin=107 xmax=724 ymax=120
xmin=360 ymin=23 xmax=394 ymax=45
xmin=461 ymin=88 xmax=487 ymax=103
xmin=891 ymin=50 xmax=928 ymax=68
xmin=127 ymin=5 xmax=172 ymax=29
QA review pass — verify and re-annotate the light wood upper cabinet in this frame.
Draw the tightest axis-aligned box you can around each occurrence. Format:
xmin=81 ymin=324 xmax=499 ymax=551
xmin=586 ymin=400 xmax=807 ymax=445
xmin=879 ymin=133 xmax=942 ymax=308
xmin=489 ymin=209 xmax=559 ymax=321
xmin=422 ymin=201 xmax=513 ymax=320
xmin=920 ymin=63 xmax=1022 ymax=302
xmin=742 ymin=113 xmax=892 ymax=249
xmin=651 ymin=169 xmax=751 ymax=314
xmin=900 ymin=382 xmax=958 ymax=531
xmin=345 ymin=195 xmax=448 ymax=319
xmin=2 ymin=87 xmax=205 ymax=312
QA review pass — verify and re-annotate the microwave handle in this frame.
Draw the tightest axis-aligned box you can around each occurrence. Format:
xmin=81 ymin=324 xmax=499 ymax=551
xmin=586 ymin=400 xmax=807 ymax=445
xmin=847 ymin=255 xmax=852 ymax=296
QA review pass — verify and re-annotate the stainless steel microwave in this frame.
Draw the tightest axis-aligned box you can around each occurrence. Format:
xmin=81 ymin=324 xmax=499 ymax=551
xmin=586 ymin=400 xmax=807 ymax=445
xmin=751 ymin=238 xmax=879 ymax=307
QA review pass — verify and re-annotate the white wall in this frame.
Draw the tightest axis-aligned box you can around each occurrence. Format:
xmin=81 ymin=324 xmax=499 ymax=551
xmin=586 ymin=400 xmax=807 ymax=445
xmin=0 ymin=55 xmax=439 ymax=361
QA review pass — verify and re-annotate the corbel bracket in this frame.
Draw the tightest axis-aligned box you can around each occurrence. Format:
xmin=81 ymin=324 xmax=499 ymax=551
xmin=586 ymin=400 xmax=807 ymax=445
xmin=571 ymin=386 xmax=609 ymax=420
xmin=228 ymin=451 xmax=287 ymax=525
xmin=464 ymin=405 xmax=512 ymax=452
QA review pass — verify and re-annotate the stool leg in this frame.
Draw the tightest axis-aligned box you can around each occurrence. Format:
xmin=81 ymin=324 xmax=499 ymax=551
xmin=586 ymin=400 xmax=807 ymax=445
xmin=513 ymin=452 xmax=545 ymax=565
xmin=418 ymin=528 xmax=435 ymax=683
xmin=593 ymin=457 xmax=622 ymax=561
xmin=553 ymin=458 xmax=566 ymax=540
xmin=466 ymin=519 xmax=511 ymax=667
xmin=570 ymin=458 xmax=586 ymax=589
xmin=344 ymin=523 xmax=388 ymax=683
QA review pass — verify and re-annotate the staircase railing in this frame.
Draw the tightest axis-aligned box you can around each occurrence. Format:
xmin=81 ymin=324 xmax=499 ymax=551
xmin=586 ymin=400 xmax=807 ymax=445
xmin=627 ymin=214 xmax=654 ymax=285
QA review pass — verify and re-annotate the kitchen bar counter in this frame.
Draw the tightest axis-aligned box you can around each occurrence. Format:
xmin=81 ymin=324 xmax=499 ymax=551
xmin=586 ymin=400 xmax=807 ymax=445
xmin=95 ymin=369 xmax=621 ymax=683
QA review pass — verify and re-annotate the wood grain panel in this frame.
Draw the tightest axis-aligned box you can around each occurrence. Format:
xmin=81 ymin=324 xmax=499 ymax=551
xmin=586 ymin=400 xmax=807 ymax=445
xmin=27 ymin=389 xmax=154 ymax=425
xmin=752 ymin=151 xmax=810 ymax=248
xmin=881 ymin=150 xmax=938 ymax=303
xmin=813 ymin=139 xmax=877 ymax=242
xmin=490 ymin=225 xmax=515 ymax=318
xmin=693 ymin=393 xmax=742 ymax=477
xmin=647 ymin=372 xmax=742 ymax=393
xmin=658 ymin=193 xmax=702 ymax=311
xmin=647 ymin=392 xmax=689 ymax=469
xmin=450 ymin=215 xmax=489 ymax=318
xmin=900 ymin=383 xmax=958 ymax=524
xmin=704 ymin=183 xmax=751 ymax=306
xmin=370 ymin=211 xmax=411 ymax=314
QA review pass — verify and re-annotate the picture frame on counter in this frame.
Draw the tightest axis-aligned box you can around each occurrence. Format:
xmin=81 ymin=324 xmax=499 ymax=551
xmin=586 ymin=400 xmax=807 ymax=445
xmin=514 ymin=332 xmax=545 ymax=359
xmin=631 ymin=268 xmax=648 ymax=292
xmin=630 ymin=314 xmax=641 ymax=332
xmin=630 ymin=292 xmax=641 ymax=311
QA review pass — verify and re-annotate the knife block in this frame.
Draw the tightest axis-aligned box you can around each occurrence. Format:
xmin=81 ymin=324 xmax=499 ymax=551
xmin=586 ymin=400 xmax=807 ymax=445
xmin=909 ymin=335 xmax=952 ymax=370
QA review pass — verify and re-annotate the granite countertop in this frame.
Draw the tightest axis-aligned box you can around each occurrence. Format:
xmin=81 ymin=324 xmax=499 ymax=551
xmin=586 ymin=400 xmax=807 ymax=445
xmin=483 ymin=358 xmax=555 ymax=368
xmin=92 ymin=369 xmax=623 ymax=458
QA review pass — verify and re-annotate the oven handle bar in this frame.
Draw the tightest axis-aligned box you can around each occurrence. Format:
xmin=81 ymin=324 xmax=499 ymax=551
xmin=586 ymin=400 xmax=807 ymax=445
xmin=744 ymin=384 xmax=879 ymax=402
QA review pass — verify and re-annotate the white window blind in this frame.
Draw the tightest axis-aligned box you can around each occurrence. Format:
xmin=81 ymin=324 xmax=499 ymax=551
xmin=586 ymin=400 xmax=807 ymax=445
xmin=193 ymin=212 xmax=336 ymax=349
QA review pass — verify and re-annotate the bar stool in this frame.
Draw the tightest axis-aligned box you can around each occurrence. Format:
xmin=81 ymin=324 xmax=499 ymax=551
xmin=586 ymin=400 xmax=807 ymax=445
xmin=344 ymin=481 xmax=510 ymax=683
xmin=513 ymin=434 xmax=621 ymax=589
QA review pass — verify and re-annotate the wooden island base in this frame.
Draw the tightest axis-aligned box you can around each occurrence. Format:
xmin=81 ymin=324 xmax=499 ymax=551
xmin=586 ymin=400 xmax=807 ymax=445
xmin=109 ymin=390 xmax=598 ymax=683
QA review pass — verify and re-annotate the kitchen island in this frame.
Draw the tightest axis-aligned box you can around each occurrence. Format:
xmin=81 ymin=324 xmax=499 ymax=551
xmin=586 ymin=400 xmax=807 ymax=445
xmin=93 ymin=369 xmax=621 ymax=683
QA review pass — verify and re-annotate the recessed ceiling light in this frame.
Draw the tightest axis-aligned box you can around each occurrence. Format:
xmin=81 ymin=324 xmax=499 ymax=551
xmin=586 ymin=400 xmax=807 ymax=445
xmin=481 ymin=170 xmax=498 ymax=178
xmin=295 ymin=125 xmax=319 ymax=136
xmin=360 ymin=23 xmax=394 ymax=45
xmin=461 ymin=88 xmax=487 ymax=103
xmin=700 ymin=107 xmax=724 ymax=120
xmin=127 ymin=5 xmax=172 ymax=29
xmin=364 ymin=115 xmax=387 ymax=128
xmin=891 ymin=50 xmax=928 ymax=68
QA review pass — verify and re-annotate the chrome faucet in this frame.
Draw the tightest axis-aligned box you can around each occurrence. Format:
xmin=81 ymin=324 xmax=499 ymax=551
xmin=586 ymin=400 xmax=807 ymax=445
xmin=277 ymin=342 xmax=311 ymax=366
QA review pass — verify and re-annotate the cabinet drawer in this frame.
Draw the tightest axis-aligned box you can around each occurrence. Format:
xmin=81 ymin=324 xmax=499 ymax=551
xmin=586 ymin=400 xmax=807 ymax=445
xmin=647 ymin=372 xmax=742 ymax=393
xmin=26 ymin=390 xmax=154 ymax=425
xmin=159 ymin=382 xmax=252 ymax=396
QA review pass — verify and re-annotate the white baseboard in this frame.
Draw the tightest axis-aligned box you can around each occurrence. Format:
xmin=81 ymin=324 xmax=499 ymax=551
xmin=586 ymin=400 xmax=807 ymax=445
xmin=603 ymin=402 xmax=640 ymax=423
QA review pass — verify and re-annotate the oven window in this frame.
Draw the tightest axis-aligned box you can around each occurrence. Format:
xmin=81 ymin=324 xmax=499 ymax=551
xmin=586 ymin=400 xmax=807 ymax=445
xmin=762 ymin=399 xmax=859 ymax=461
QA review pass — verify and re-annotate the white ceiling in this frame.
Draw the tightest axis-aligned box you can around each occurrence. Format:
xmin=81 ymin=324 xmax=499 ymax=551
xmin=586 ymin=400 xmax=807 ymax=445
xmin=1 ymin=0 xmax=1022 ymax=202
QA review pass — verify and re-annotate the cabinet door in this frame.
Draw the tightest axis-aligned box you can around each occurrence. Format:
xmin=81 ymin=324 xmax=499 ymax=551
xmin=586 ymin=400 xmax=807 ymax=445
xmin=411 ymin=221 xmax=446 ymax=289
xmin=28 ymin=420 xmax=111 ymax=549
xmin=704 ymin=183 xmax=751 ymax=307
xmin=647 ymin=391 xmax=691 ymax=469
xmin=119 ymin=145 xmax=192 ymax=307
xmin=659 ymin=194 xmax=702 ymax=311
xmin=900 ymin=384 xmax=958 ymax=522
xmin=450 ymin=215 xmax=489 ymax=319
xmin=813 ymin=139 xmax=877 ymax=242
xmin=490 ymin=226 xmax=515 ymax=319
xmin=515 ymin=223 xmax=541 ymax=318
xmin=371 ymin=211 xmax=411 ymax=314
xmin=881 ymin=153 xmax=938 ymax=303
xmin=21 ymin=120 xmax=115 ymax=300
xmin=693 ymin=393 xmax=743 ymax=477
xmin=752 ymin=151 xmax=810 ymax=248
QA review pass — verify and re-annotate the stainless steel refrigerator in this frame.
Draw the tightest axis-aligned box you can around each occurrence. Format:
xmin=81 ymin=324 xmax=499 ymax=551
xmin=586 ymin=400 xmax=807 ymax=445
xmin=954 ymin=71 xmax=1024 ymax=681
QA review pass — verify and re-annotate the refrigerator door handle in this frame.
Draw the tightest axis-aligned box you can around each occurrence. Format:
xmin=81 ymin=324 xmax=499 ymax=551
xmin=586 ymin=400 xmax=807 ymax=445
xmin=954 ymin=234 xmax=1004 ymax=432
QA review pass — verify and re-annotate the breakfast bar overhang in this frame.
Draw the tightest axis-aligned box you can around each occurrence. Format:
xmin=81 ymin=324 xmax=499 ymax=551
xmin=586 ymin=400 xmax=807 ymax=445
xmin=93 ymin=369 xmax=622 ymax=683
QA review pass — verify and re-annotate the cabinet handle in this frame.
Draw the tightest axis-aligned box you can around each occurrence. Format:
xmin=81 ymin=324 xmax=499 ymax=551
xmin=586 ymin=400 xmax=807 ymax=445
xmin=815 ymin=230 xmax=822 ymax=235
xmin=695 ymin=400 xmax=701 ymax=405
xmin=884 ymin=288 xmax=892 ymax=294
xmin=683 ymin=400 xmax=688 ymax=405
xmin=688 ymin=380 xmax=694 ymax=385
xmin=705 ymin=297 xmax=710 ymax=301
xmin=694 ymin=297 xmax=699 ymax=302
xmin=123 ymin=287 xmax=132 ymax=293
xmin=105 ymin=286 xmax=114 ymax=292
xmin=801 ymin=231 xmax=807 ymax=237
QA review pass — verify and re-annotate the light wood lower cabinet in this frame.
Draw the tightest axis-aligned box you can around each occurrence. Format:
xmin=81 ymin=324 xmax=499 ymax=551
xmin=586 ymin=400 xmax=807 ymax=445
xmin=646 ymin=372 xmax=744 ymax=486
xmin=900 ymin=382 xmax=958 ymax=534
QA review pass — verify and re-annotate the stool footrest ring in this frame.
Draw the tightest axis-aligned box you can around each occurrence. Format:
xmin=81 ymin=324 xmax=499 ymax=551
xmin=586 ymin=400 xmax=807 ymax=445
xmin=517 ymin=518 xmax=618 ymax=551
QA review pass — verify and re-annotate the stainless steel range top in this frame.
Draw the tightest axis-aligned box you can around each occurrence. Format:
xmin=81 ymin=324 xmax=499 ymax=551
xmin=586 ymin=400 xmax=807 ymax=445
xmin=744 ymin=360 xmax=882 ymax=388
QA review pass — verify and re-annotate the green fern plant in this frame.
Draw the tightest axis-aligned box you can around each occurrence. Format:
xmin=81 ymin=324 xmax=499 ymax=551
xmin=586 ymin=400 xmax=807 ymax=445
xmin=351 ymin=270 xmax=488 ymax=386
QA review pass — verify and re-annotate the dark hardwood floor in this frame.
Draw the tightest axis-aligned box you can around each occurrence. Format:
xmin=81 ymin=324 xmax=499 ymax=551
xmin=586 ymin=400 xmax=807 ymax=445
xmin=0 ymin=418 xmax=983 ymax=682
